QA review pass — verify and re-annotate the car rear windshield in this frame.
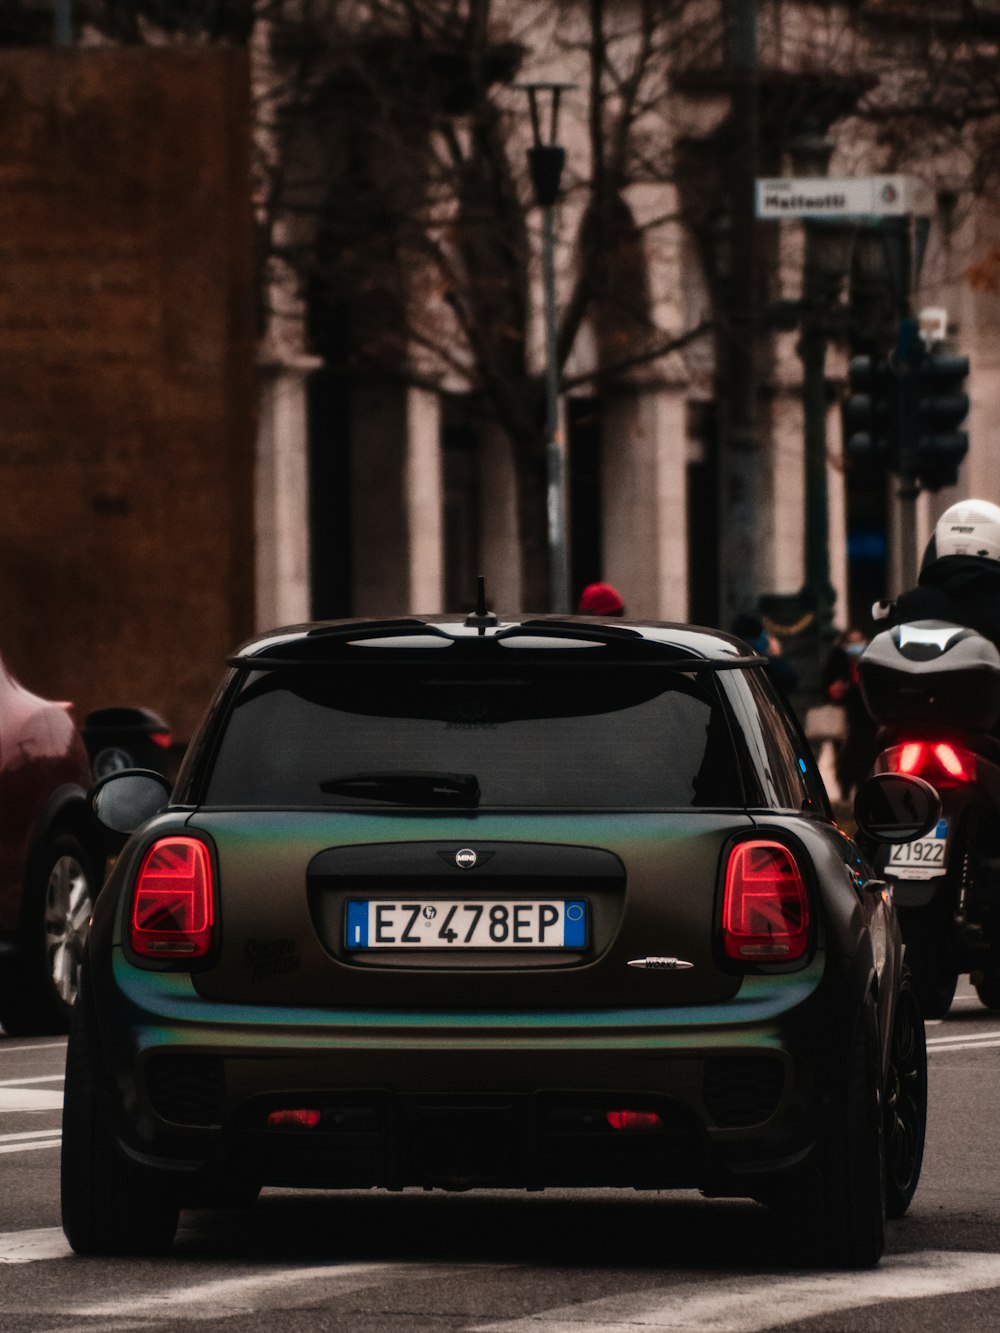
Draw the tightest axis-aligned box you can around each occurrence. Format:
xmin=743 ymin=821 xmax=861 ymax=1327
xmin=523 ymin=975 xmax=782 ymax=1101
xmin=203 ymin=662 xmax=756 ymax=810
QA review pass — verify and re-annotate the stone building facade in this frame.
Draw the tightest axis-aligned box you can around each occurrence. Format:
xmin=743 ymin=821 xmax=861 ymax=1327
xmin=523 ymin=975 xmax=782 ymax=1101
xmin=253 ymin=1 xmax=1000 ymax=646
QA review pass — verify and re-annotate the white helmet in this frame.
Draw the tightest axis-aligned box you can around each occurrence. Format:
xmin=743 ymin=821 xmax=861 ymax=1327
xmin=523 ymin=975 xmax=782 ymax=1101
xmin=923 ymin=499 xmax=1000 ymax=567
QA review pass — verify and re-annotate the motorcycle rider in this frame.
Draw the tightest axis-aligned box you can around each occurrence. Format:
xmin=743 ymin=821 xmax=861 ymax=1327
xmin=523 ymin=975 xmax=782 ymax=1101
xmin=883 ymin=498 xmax=1000 ymax=648
xmin=870 ymin=498 xmax=1000 ymax=1017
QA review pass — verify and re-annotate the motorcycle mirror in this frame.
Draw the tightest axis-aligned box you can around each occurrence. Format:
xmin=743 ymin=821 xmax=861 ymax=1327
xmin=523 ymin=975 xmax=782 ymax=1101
xmin=853 ymin=772 xmax=942 ymax=845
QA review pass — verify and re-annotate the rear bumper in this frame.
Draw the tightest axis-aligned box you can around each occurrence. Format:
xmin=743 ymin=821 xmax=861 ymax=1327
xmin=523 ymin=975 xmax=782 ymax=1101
xmin=90 ymin=948 xmax=856 ymax=1197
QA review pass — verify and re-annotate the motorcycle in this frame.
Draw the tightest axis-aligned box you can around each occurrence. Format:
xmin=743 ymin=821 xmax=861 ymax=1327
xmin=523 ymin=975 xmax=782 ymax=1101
xmin=858 ymin=616 xmax=1000 ymax=1017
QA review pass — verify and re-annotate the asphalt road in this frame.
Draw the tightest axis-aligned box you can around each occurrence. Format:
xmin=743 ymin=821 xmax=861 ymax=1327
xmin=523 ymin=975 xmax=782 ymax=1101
xmin=2 ymin=982 xmax=1000 ymax=1332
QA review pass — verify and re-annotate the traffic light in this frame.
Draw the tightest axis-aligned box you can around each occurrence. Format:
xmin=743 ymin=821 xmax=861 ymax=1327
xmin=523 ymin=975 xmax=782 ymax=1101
xmin=842 ymin=355 xmax=896 ymax=468
xmin=914 ymin=352 xmax=970 ymax=491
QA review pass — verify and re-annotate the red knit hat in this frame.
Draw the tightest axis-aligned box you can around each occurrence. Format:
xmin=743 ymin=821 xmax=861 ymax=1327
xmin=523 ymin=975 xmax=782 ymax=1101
xmin=577 ymin=582 xmax=625 ymax=615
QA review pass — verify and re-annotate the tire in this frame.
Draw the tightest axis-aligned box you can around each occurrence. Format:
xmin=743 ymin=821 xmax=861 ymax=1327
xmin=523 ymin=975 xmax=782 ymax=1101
xmin=898 ymin=903 xmax=959 ymax=1021
xmin=884 ymin=975 xmax=927 ymax=1219
xmin=61 ymin=993 xmax=179 ymax=1256
xmin=0 ymin=832 xmax=97 ymax=1036
xmin=974 ymin=971 xmax=1000 ymax=1010
xmin=775 ymin=996 xmax=886 ymax=1268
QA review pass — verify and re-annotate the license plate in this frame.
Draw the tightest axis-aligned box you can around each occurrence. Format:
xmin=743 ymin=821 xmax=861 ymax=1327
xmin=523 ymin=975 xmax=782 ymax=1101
xmin=887 ymin=819 xmax=949 ymax=880
xmin=345 ymin=898 xmax=588 ymax=950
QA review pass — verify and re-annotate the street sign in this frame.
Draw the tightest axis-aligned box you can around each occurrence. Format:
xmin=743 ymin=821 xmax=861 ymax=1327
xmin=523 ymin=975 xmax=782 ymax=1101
xmin=755 ymin=174 xmax=931 ymax=219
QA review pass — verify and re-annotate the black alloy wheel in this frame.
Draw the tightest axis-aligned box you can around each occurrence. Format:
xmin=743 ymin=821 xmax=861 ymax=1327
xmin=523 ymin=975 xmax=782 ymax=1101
xmin=61 ymin=991 xmax=180 ymax=1256
xmin=775 ymin=995 xmax=886 ymax=1268
xmin=884 ymin=973 xmax=927 ymax=1219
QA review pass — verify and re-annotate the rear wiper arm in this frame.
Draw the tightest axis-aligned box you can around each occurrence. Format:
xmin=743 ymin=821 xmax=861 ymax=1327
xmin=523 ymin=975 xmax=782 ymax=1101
xmin=319 ymin=771 xmax=481 ymax=806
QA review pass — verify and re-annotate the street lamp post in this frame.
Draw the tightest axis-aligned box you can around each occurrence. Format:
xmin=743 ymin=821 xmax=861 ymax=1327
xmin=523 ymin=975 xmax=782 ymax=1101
xmin=790 ymin=127 xmax=853 ymax=661
xmin=517 ymin=82 xmax=575 ymax=615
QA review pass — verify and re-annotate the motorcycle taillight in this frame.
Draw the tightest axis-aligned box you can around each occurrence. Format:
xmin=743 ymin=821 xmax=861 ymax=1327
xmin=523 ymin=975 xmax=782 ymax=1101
xmin=882 ymin=741 xmax=976 ymax=785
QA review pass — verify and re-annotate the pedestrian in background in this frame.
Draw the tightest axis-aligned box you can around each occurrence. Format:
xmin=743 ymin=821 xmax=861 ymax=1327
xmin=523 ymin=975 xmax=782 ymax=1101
xmin=822 ymin=627 xmax=878 ymax=800
xmin=731 ymin=614 xmax=798 ymax=695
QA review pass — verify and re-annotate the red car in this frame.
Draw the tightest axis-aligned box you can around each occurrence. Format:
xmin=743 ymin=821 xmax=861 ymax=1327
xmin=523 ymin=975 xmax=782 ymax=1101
xmin=0 ymin=656 xmax=104 ymax=1035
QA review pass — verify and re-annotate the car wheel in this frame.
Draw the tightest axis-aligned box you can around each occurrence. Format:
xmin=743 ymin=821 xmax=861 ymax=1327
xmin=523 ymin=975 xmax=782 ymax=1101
xmin=61 ymin=993 xmax=179 ymax=1256
xmin=973 ymin=970 xmax=1000 ymax=1010
xmin=776 ymin=996 xmax=886 ymax=1268
xmin=0 ymin=832 xmax=96 ymax=1036
xmin=884 ymin=974 xmax=927 ymax=1219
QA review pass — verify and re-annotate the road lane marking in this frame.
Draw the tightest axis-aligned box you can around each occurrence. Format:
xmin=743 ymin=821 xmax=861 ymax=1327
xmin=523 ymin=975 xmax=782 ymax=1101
xmin=473 ymin=1250 xmax=1000 ymax=1332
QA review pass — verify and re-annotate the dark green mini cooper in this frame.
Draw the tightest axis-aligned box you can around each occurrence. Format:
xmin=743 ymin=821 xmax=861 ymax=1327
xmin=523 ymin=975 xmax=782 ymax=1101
xmin=61 ymin=609 xmax=939 ymax=1266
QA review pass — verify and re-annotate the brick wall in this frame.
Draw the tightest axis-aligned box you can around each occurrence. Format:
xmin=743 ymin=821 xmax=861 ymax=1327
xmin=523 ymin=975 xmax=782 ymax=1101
xmin=0 ymin=49 xmax=256 ymax=741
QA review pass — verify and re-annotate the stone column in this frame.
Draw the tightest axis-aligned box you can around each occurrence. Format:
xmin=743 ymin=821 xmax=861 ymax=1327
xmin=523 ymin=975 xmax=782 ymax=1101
xmin=478 ymin=422 xmax=523 ymax=615
xmin=255 ymin=353 xmax=321 ymax=630
xmin=351 ymin=382 xmax=443 ymax=614
xmin=406 ymin=386 xmax=444 ymax=613
xmin=601 ymin=384 xmax=688 ymax=622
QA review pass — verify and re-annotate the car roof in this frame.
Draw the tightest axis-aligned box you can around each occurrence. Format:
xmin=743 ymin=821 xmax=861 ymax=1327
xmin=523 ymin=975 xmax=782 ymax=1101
xmin=229 ymin=616 xmax=762 ymax=669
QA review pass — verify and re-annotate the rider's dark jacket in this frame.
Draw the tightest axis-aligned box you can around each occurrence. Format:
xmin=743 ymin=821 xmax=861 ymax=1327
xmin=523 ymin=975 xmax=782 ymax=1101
xmin=892 ymin=555 xmax=1000 ymax=650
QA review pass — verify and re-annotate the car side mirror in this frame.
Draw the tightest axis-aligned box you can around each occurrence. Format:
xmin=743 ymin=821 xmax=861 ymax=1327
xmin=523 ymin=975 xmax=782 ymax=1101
xmin=90 ymin=769 xmax=173 ymax=837
xmin=853 ymin=772 xmax=941 ymax=845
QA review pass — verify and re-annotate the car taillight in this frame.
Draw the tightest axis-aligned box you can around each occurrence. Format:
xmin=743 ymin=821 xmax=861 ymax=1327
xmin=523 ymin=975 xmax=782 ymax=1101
xmin=130 ymin=837 xmax=213 ymax=960
xmin=606 ymin=1110 xmax=663 ymax=1131
xmin=722 ymin=841 xmax=810 ymax=963
xmin=267 ymin=1109 xmax=321 ymax=1129
xmin=886 ymin=740 xmax=975 ymax=784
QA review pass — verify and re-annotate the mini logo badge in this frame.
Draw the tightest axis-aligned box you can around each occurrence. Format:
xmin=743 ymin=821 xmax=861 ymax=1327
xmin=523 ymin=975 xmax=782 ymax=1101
xmin=627 ymin=957 xmax=694 ymax=971
xmin=455 ymin=848 xmax=478 ymax=869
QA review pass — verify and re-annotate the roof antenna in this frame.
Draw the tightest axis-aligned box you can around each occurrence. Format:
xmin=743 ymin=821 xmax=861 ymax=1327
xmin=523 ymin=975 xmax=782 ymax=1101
xmin=464 ymin=574 xmax=499 ymax=633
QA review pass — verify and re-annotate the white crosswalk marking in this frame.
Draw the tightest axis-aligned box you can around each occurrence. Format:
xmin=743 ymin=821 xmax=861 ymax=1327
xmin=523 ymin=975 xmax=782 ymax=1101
xmin=70 ymin=1261 xmax=440 ymax=1318
xmin=472 ymin=1251 xmax=1000 ymax=1332
xmin=0 ymin=1135 xmax=60 ymax=1154
xmin=0 ymin=1086 xmax=62 ymax=1111
xmin=927 ymin=1033 xmax=1000 ymax=1053
xmin=0 ymin=1228 xmax=71 ymax=1263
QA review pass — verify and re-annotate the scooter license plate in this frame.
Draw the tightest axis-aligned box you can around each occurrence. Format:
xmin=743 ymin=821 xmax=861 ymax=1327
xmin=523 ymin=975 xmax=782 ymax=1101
xmin=887 ymin=819 xmax=949 ymax=880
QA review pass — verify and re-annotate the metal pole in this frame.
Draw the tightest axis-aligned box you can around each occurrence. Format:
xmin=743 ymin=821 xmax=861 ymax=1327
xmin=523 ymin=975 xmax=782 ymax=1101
xmin=882 ymin=220 xmax=920 ymax=592
xmin=719 ymin=0 xmax=760 ymax=632
xmin=895 ymin=315 xmax=921 ymax=592
xmin=799 ymin=292 xmax=835 ymax=639
xmin=790 ymin=126 xmax=839 ymax=679
xmin=53 ymin=0 xmax=73 ymax=46
xmin=518 ymin=82 xmax=575 ymax=615
xmin=541 ymin=203 xmax=569 ymax=614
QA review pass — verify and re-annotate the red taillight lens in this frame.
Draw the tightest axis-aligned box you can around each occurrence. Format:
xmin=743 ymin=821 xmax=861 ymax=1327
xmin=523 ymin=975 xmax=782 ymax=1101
xmin=606 ymin=1110 xmax=663 ymax=1131
xmin=130 ymin=837 xmax=213 ymax=960
xmin=722 ymin=841 xmax=810 ymax=963
xmin=886 ymin=741 xmax=974 ymax=784
xmin=267 ymin=1109 xmax=321 ymax=1129
xmin=898 ymin=743 xmax=924 ymax=775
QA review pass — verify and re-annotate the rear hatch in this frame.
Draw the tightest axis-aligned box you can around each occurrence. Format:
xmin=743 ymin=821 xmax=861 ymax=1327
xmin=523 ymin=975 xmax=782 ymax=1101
xmin=189 ymin=811 xmax=753 ymax=1008
xmin=185 ymin=626 xmax=760 ymax=1010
